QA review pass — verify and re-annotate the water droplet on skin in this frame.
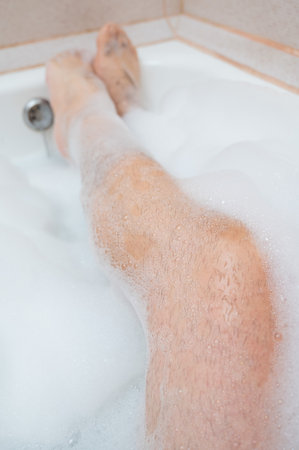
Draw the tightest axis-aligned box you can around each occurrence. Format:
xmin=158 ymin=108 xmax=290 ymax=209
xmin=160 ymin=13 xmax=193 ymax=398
xmin=123 ymin=215 xmax=128 ymax=221
xmin=274 ymin=332 xmax=282 ymax=341
xmin=176 ymin=225 xmax=182 ymax=231
xmin=121 ymin=263 xmax=127 ymax=270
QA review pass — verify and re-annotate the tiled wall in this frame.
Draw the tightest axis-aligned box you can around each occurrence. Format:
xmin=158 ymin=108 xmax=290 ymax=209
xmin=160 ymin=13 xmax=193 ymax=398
xmin=0 ymin=0 xmax=180 ymax=48
xmin=0 ymin=0 xmax=298 ymax=93
xmin=183 ymin=0 xmax=299 ymax=50
xmin=178 ymin=0 xmax=299 ymax=93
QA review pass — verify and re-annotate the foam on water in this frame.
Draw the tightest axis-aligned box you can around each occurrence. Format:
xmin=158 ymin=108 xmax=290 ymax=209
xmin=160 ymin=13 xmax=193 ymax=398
xmin=0 ymin=156 xmax=146 ymax=449
xmin=0 ymin=76 xmax=298 ymax=448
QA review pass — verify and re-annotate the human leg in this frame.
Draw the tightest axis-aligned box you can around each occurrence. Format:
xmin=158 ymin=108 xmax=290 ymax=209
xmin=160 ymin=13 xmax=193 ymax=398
xmin=47 ymin=26 xmax=277 ymax=449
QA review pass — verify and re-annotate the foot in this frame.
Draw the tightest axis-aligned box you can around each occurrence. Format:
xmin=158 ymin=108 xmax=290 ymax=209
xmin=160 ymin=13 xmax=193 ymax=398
xmin=46 ymin=50 xmax=103 ymax=157
xmin=93 ymin=23 xmax=140 ymax=116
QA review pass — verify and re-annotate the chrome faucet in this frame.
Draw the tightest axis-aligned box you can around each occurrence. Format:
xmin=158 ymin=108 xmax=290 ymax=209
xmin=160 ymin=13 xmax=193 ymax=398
xmin=23 ymin=98 xmax=54 ymax=156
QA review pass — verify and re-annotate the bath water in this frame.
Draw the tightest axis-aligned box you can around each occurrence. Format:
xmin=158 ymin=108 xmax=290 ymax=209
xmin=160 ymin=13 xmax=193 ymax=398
xmin=0 ymin=77 xmax=298 ymax=448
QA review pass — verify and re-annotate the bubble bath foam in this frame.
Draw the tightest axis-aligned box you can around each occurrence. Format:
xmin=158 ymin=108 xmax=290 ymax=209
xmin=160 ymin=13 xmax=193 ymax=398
xmin=0 ymin=41 xmax=298 ymax=449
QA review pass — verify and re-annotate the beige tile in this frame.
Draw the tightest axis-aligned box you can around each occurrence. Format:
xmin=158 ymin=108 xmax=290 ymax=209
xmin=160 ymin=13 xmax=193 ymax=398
xmin=0 ymin=0 xmax=180 ymax=48
xmin=177 ymin=15 xmax=299 ymax=90
xmin=184 ymin=0 xmax=299 ymax=49
xmin=0 ymin=18 xmax=174 ymax=73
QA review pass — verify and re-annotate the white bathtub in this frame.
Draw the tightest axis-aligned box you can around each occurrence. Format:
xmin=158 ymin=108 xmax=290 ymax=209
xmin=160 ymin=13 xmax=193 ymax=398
xmin=0 ymin=40 xmax=299 ymax=450
xmin=1 ymin=40 xmax=297 ymax=160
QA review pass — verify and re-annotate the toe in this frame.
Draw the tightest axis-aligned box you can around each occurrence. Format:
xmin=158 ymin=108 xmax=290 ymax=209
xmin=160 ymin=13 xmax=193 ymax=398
xmin=96 ymin=23 xmax=131 ymax=54
xmin=48 ymin=51 xmax=92 ymax=75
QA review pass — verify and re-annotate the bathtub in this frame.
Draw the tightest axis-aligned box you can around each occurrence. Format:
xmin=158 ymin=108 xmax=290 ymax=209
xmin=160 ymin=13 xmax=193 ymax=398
xmin=0 ymin=40 xmax=299 ymax=449
xmin=0 ymin=40 xmax=293 ymax=160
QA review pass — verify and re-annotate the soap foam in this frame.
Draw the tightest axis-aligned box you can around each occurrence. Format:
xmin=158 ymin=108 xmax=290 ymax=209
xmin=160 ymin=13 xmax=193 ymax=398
xmin=0 ymin=77 xmax=298 ymax=448
xmin=0 ymin=156 xmax=146 ymax=449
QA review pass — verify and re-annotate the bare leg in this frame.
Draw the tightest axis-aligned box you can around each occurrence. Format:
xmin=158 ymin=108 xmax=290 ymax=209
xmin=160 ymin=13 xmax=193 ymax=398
xmin=93 ymin=23 xmax=140 ymax=116
xmin=47 ymin=25 xmax=277 ymax=449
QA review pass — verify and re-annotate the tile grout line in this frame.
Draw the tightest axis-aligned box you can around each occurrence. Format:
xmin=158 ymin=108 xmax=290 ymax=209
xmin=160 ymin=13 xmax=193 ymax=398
xmin=162 ymin=0 xmax=180 ymax=38
xmin=180 ymin=0 xmax=184 ymax=14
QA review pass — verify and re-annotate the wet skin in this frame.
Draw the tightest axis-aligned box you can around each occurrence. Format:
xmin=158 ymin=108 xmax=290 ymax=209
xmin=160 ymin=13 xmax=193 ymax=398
xmin=47 ymin=23 xmax=278 ymax=449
